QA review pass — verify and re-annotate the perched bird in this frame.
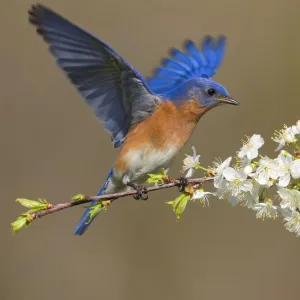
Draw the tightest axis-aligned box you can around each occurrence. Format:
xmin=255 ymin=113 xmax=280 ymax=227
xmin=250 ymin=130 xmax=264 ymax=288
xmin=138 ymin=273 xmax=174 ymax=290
xmin=28 ymin=4 xmax=239 ymax=235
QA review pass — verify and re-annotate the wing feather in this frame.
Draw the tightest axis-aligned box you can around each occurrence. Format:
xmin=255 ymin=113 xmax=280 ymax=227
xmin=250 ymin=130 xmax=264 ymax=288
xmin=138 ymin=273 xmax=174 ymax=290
xmin=29 ymin=4 xmax=158 ymax=147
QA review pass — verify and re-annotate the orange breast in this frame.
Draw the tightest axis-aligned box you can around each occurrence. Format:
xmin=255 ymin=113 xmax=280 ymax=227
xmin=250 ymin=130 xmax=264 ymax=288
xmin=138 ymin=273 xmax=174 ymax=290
xmin=114 ymin=99 xmax=209 ymax=172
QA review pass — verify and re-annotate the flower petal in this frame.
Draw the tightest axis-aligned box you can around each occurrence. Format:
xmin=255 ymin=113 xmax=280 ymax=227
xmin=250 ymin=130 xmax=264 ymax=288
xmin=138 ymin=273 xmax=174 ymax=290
xmin=257 ymin=171 xmax=269 ymax=185
xmin=191 ymin=146 xmax=197 ymax=158
xmin=193 ymin=190 xmax=204 ymax=199
xmin=223 ymin=167 xmax=237 ymax=181
xmin=251 ymin=134 xmax=264 ymax=148
xmin=213 ymin=174 xmax=223 ymax=188
xmin=247 ymin=148 xmax=258 ymax=160
xmin=220 ymin=157 xmax=232 ymax=169
xmin=235 ymin=169 xmax=247 ymax=181
xmin=241 ymin=180 xmax=253 ymax=192
xmin=186 ymin=168 xmax=194 ymax=178
xmin=244 ymin=165 xmax=253 ymax=175
xmin=277 ymin=187 xmax=291 ymax=201
xmin=275 ymin=141 xmax=285 ymax=151
xmin=278 ymin=173 xmax=290 ymax=187
xmin=291 ymin=159 xmax=300 ymax=179
xmin=238 ymin=148 xmax=247 ymax=159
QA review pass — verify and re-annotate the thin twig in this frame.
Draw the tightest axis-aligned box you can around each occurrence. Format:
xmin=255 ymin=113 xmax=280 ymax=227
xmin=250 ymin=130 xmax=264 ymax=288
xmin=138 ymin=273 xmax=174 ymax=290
xmin=31 ymin=177 xmax=213 ymax=220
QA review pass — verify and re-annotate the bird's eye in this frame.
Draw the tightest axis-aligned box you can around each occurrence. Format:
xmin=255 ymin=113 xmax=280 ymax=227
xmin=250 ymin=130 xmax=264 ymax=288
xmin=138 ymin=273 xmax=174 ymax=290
xmin=207 ymin=88 xmax=216 ymax=96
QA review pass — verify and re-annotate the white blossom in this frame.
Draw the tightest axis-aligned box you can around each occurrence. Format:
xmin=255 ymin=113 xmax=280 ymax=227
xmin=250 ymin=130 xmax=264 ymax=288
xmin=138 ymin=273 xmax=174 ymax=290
xmin=222 ymin=167 xmax=253 ymax=197
xmin=276 ymin=153 xmax=293 ymax=187
xmin=291 ymin=120 xmax=300 ymax=135
xmin=291 ymin=126 xmax=299 ymax=135
xmin=254 ymin=199 xmax=278 ymax=219
xmin=180 ymin=120 xmax=300 ymax=239
xmin=240 ymin=182 xmax=262 ymax=209
xmin=255 ymin=157 xmax=280 ymax=185
xmin=284 ymin=211 xmax=300 ymax=236
xmin=182 ymin=146 xmax=200 ymax=178
xmin=278 ymin=187 xmax=300 ymax=211
xmin=215 ymin=179 xmax=229 ymax=199
xmin=211 ymin=157 xmax=232 ymax=188
xmin=273 ymin=126 xmax=297 ymax=151
xmin=291 ymin=159 xmax=300 ymax=179
xmin=192 ymin=188 xmax=214 ymax=206
xmin=244 ymin=165 xmax=254 ymax=175
xmin=238 ymin=134 xmax=264 ymax=160
xmin=238 ymin=156 xmax=253 ymax=167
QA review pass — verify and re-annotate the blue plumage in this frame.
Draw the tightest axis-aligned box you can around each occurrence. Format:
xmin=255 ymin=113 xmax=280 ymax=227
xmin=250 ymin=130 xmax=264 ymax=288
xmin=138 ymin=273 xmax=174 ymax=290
xmin=74 ymin=169 xmax=113 ymax=235
xmin=147 ymin=36 xmax=227 ymax=95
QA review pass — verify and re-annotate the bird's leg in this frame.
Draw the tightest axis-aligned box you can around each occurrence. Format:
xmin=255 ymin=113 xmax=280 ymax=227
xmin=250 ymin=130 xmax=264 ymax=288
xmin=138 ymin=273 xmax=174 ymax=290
xmin=177 ymin=176 xmax=189 ymax=192
xmin=127 ymin=182 xmax=148 ymax=201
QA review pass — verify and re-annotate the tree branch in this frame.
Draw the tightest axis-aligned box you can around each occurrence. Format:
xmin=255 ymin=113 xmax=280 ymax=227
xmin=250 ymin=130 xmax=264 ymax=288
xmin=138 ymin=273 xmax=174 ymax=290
xmin=30 ymin=177 xmax=213 ymax=220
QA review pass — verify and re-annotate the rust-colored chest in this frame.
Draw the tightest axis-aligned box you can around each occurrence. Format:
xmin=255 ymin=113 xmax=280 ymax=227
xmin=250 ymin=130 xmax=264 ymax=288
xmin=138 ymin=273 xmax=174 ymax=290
xmin=114 ymin=99 xmax=208 ymax=172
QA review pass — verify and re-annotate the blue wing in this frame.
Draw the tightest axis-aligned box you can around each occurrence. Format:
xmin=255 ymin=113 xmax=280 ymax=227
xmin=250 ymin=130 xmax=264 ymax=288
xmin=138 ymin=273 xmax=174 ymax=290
xmin=147 ymin=36 xmax=227 ymax=95
xmin=29 ymin=4 xmax=158 ymax=148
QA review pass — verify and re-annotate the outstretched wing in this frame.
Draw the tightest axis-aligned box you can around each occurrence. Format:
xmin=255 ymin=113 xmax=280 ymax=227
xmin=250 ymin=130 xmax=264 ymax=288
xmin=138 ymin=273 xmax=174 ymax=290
xmin=147 ymin=36 xmax=227 ymax=95
xmin=29 ymin=4 xmax=158 ymax=148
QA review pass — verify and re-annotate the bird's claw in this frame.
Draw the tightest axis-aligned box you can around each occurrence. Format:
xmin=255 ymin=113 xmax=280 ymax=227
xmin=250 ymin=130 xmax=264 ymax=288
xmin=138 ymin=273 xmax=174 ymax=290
xmin=133 ymin=186 xmax=148 ymax=201
xmin=178 ymin=176 xmax=189 ymax=192
xmin=127 ymin=183 xmax=148 ymax=201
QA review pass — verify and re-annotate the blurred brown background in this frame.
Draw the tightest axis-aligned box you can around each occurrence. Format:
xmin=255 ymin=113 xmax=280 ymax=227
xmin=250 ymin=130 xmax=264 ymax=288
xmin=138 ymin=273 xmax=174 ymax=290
xmin=2 ymin=0 xmax=300 ymax=299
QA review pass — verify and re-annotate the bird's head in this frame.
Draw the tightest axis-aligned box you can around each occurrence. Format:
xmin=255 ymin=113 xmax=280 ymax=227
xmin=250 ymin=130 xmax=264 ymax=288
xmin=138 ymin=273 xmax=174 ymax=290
xmin=147 ymin=36 xmax=239 ymax=109
xmin=162 ymin=77 xmax=239 ymax=109
xmin=188 ymin=77 xmax=238 ymax=108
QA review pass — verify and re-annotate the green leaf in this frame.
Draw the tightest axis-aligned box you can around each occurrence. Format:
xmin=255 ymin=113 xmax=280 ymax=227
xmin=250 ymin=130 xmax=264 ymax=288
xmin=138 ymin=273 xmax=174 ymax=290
xmin=165 ymin=201 xmax=174 ymax=205
xmin=72 ymin=194 xmax=86 ymax=201
xmin=86 ymin=202 xmax=103 ymax=225
xmin=172 ymin=194 xmax=186 ymax=213
xmin=175 ymin=195 xmax=190 ymax=220
xmin=165 ymin=197 xmax=182 ymax=209
xmin=147 ymin=168 xmax=168 ymax=184
xmin=147 ymin=174 xmax=163 ymax=183
xmin=166 ymin=193 xmax=191 ymax=220
xmin=11 ymin=214 xmax=33 ymax=234
xmin=16 ymin=198 xmax=49 ymax=212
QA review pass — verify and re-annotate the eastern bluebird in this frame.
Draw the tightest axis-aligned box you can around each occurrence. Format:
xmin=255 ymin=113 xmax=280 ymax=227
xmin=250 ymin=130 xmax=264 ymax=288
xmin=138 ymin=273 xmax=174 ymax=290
xmin=28 ymin=4 xmax=239 ymax=235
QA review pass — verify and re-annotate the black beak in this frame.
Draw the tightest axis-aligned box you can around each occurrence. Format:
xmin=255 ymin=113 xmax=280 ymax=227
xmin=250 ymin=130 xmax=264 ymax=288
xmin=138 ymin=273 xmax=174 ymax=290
xmin=219 ymin=97 xmax=239 ymax=106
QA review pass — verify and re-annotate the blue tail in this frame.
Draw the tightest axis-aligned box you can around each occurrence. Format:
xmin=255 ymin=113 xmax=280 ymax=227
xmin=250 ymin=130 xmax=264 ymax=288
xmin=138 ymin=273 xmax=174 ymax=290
xmin=74 ymin=169 xmax=113 ymax=236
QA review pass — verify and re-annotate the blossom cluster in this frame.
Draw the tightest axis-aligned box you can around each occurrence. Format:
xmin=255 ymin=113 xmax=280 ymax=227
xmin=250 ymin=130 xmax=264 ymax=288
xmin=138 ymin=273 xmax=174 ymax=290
xmin=180 ymin=120 xmax=300 ymax=237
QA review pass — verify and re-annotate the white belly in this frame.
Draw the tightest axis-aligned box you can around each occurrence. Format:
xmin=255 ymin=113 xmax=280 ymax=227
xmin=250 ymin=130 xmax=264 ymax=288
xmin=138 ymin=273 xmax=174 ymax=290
xmin=122 ymin=145 xmax=179 ymax=183
xmin=104 ymin=145 xmax=179 ymax=194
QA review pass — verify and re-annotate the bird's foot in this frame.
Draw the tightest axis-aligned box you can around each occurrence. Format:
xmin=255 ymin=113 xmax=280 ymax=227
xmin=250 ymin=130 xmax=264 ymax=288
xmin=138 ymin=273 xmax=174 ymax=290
xmin=127 ymin=182 xmax=148 ymax=201
xmin=177 ymin=176 xmax=189 ymax=192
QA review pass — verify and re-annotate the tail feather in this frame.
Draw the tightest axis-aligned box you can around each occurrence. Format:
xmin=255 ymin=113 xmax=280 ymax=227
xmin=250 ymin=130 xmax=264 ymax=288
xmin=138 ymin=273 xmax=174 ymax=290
xmin=74 ymin=169 xmax=113 ymax=236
